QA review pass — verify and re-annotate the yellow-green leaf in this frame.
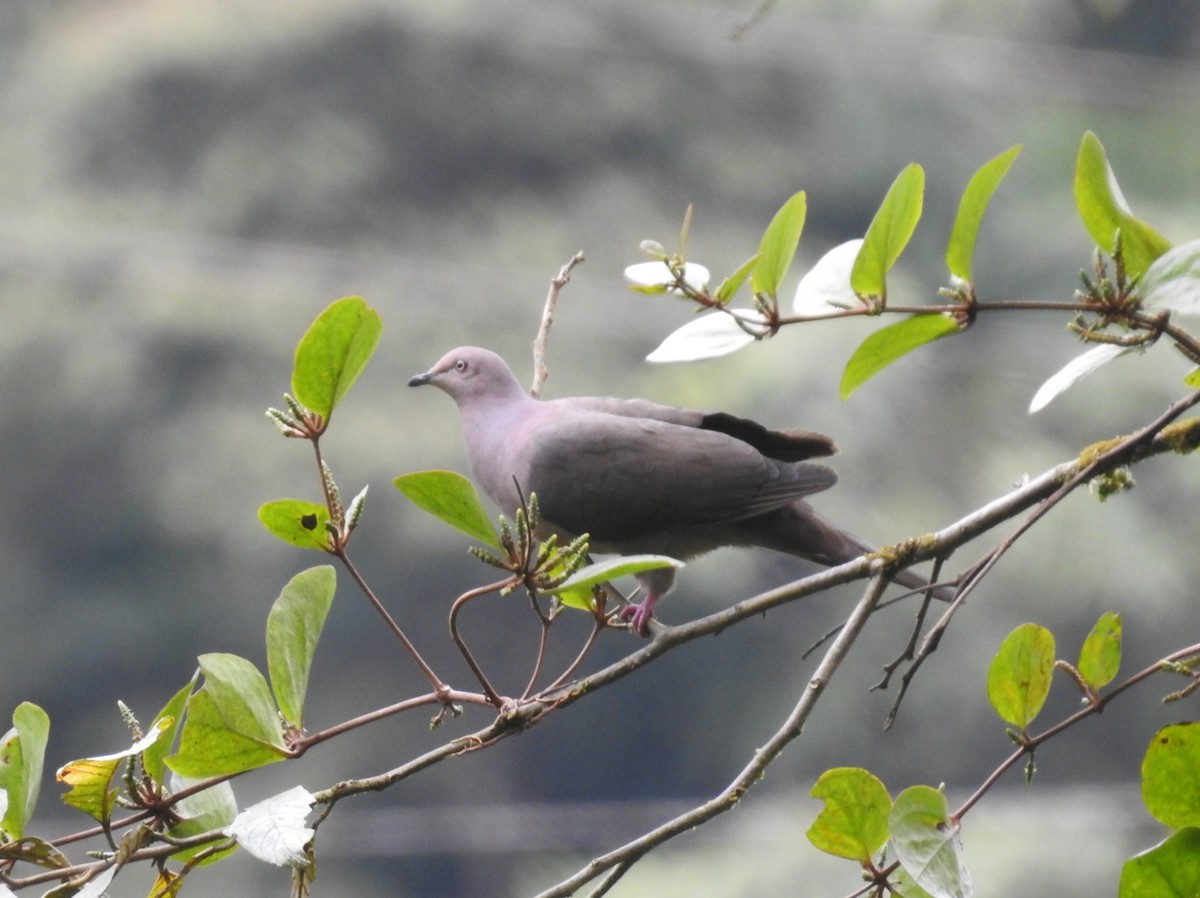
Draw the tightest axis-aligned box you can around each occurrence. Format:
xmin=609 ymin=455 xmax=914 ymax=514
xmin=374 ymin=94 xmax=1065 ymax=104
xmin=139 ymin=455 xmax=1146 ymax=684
xmin=0 ymin=702 xmax=50 ymax=840
xmin=291 ymin=296 xmax=382 ymax=419
xmin=946 ymin=145 xmax=1021 ymax=282
xmin=986 ymin=623 xmax=1055 ymax=730
xmin=56 ymin=723 xmax=170 ymax=823
xmin=394 ymin=470 xmax=500 ymax=548
xmin=807 ymin=767 xmax=892 ymax=862
xmin=1077 ymin=611 xmax=1121 ymax=690
xmin=1073 ymin=131 xmax=1171 ymax=279
xmin=839 ymin=313 xmax=958 ymax=400
xmin=852 ymin=164 xmax=924 ymax=299
xmin=715 ymin=252 xmax=761 ymax=304
xmin=267 ymin=566 xmax=336 ymax=729
xmin=257 ymin=499 xmax=332 ymax=551
xmin=549 ymin=555 xmax=683 ymax=612
xmin=1119 ymin=828 xmax=1200 ymax=898
xmin=1141 ymin=723 xmax=1200 ymax=830
xmin=143 ymin=672 xmax=200 ymax=786
xmin=751 ymin=191 xmax=806 ymax=298
xmin=167 ymin=689 xmax=288 ymax=778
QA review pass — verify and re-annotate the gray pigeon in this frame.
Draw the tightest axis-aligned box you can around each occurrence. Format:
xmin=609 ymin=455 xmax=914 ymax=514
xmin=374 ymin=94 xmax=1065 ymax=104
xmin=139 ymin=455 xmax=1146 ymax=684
xmin=409 ymin=346 xmax=947 ymax=634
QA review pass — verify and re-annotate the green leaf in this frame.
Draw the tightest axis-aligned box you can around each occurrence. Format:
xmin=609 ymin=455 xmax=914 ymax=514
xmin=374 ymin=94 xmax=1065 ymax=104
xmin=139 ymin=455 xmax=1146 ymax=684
xmin=290 ymin=295 xmax=382 ymax=419
xmin=889 ymin=785 xmax=973 ymax=898
xmin=257 ymin=499 xmax=332 ymax=551
xmin=1077 ymin=611 xmax=1121 ymax=690
xmin=1186 ymin=368 xmax=1200 ymax=389
xmin=56 ymin=723 xmax=171 ymax=823
xmin=986 ymin=623 xmax=1055 ymax=730
xmin=547 ymin=555 xmax=684 ymax=612
xmin=168 ymin=774 xmax=239 ymax=865
xmin=839 ymin=314 xmax=958 ymax=400
xmin=198 ymin=654 xmax=286 ymax=749
xmin=1073 ymin=131 xmax=1171 ymax=279
xmin=1141 ymin=723 xmax=1200 ymax=830
xmin=1119 ymin=828 xmax=1200 ymax=898
xmin=393 ymin=470 xmax=500 ymax=548
xmin=167 ymin=655 xmax=290 ymax=777
xmin=806 ymin=767 xmax=892 ymax=862
xmin=267 ymin=566 xmax=336 ymax=728
xmin=715 ymin=252 xmax=761 ymax=304
xmin=946 ymin=146 xmax=1021 ymax=282
xmin=143 ymin=672 xmax=200 ymax=786
xmin=0 ymin=702 xmax=50 ymax=840
xmin=852 ymin=164 xmax=925 ymax=299
xmin=750 ymin=191 xmax=806 ymax=298
xmin=167 ymin=689 xmax=288 ymax=778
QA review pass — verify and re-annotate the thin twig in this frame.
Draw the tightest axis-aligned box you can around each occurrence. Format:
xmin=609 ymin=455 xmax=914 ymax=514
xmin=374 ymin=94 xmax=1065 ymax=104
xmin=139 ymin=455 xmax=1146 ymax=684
xmin=533 ymin=574 xmax=891 ymax=898
xmin=954 ymin=640 xmax=1200 ymax=820
xmin=531 ymin=251 xmax=586 ymax=397
xmin=520 ymin=612 xmax=553 ymax=700
xmin=883 ymin=389 xmax=1200 ymax=725
xmin=335 ymin=547 xmax=450 ymax=698
xmin=538 ymin=618 xmax=604 ymax=696
xmin=27 ymin=398 xmax=1200 ymax=893
xmin=448 ymin=578 xmax=514 ymax=707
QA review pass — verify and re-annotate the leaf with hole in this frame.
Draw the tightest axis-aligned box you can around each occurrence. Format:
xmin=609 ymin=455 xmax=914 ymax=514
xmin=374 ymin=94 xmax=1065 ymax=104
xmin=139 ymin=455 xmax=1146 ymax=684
xmin=258 ymin=500 xmax=332 ymax=551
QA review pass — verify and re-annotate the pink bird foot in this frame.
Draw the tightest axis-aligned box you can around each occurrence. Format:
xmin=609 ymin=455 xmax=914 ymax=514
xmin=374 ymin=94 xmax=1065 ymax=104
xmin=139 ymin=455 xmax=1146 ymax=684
xmin=618 ymin=594 xmax=659 ymax=637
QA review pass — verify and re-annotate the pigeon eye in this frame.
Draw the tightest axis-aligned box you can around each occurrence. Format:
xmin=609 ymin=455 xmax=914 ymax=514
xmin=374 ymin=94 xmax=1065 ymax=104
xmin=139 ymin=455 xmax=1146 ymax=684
xmin=454 ymin=359 xmax=469 ymax=373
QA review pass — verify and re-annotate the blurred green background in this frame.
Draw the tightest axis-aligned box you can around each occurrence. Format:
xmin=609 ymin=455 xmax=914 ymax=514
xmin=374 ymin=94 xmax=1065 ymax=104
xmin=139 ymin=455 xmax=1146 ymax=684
xmin=1 ymin=1 xmax=1198 ymax=895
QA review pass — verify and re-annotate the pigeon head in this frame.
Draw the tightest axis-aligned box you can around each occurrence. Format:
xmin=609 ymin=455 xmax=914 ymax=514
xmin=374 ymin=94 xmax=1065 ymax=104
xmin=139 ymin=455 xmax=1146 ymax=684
xmin=407 ymin=346 xmax=526 ymax=407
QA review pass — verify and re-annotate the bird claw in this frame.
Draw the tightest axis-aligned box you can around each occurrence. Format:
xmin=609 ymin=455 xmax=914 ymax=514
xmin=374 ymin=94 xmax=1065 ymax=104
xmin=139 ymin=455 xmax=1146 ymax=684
xmin=618 ymin=595 xmax=658 ymax=637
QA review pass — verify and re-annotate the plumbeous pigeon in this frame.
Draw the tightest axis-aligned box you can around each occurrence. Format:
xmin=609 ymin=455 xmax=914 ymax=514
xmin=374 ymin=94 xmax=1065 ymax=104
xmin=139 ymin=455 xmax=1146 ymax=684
xmin=409 ymin=347 xmax=947 ymax=634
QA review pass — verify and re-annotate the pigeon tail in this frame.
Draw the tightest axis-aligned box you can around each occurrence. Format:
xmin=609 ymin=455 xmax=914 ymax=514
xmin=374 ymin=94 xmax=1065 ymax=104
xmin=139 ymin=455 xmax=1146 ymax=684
xmin=740 ymin=500 xmax=954 ymax=602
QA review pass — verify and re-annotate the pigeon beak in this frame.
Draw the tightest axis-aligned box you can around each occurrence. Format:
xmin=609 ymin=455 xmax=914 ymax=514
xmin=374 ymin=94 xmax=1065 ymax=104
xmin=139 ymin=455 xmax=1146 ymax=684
xmin=407 ymin=370 xmax=435 ymax=387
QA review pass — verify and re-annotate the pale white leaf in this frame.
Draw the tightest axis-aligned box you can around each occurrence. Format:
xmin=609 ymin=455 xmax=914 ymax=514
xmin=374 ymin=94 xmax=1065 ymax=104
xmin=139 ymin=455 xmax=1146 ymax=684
xmin=71 ymin=865 xmax=117 ymax=898
xmin=172 ymin=772 xmax=238 ymax=830
xmin=1141 ymin=238 xmax=1200 ymax=315
xmin=225 ymin=785 xmax=315 ymax=867
xmin=646 ymin=310 xmax=767 ymax=363
xmin=55 ymin=719 xmax=169 ymax=775
xmin=624 ymin=260 xmax=710 ymax=293
xmin=1029 ymin=344 xmax=1129 ymax=413
xmin=0 ymin=883 xmax=15 ymax=898
xmin=793 ymin=240 xmax=864 ymax=314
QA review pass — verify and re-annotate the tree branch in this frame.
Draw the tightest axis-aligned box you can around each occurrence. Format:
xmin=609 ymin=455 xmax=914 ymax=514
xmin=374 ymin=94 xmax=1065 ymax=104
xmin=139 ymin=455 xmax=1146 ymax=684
xmin=531 ymin=251 xmax=586 ymax=398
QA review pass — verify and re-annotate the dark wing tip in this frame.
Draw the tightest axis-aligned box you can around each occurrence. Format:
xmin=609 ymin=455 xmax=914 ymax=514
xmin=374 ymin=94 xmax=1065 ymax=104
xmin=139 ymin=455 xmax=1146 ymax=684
xmin=699 ymin=412 xmax=837 ymax=461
